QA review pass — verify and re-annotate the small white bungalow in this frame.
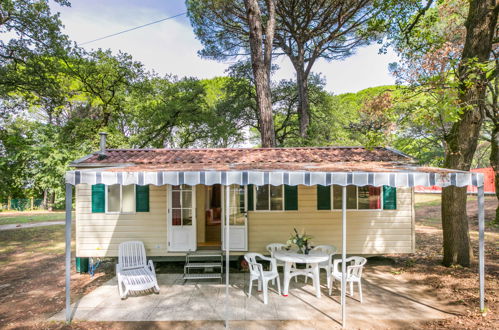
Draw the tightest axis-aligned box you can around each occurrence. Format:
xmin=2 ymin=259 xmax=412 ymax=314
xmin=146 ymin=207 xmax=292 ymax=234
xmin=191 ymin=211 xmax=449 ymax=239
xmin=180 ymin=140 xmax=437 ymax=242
xmin=70 ymin=142 xmax=415 ymax=257
xmin=62 ymin=133 xmax=487 ymax=326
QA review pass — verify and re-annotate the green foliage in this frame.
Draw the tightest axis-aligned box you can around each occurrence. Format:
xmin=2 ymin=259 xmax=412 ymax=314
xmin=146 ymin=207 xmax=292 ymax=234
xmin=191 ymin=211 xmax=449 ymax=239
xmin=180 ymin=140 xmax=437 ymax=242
xmin=0 ymin=0 xmax=70 ymax=106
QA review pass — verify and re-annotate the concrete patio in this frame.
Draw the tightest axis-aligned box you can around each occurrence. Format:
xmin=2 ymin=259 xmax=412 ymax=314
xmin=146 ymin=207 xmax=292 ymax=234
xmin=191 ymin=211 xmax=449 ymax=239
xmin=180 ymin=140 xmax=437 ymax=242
xmin=51 ymin=270 xmax=463 ymax=328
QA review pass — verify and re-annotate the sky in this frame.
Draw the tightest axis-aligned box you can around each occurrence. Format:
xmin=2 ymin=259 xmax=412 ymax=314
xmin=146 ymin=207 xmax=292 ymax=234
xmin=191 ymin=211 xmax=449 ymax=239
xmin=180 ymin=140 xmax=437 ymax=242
xmin=52 ymin=0 xmax=398 ymax=95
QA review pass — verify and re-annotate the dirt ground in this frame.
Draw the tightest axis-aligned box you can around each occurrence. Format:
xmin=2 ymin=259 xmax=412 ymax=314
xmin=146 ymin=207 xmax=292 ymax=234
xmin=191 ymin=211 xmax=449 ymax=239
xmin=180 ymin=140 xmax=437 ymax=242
xmin=0 ymin=196 xmax=497 ymax=329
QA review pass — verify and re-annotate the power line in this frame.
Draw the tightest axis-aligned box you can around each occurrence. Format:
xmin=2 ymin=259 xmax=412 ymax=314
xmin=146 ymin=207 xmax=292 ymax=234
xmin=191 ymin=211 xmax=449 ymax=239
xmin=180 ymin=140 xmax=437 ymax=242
xmin=79 ymin=12 xmax=187 ymax=46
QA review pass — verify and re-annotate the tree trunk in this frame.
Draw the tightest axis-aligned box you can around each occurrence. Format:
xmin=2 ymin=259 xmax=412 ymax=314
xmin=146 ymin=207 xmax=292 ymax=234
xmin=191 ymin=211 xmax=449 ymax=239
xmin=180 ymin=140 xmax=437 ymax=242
xmin=441 ymin=0 xmax=498 ymax=267
xmin=244 ymin=0 xmax=276 ymax=148
xmin=48 ymin=191 xmax=55 ymax=211
xmin=43 ymin=189 xmax=48 ymax=210
xmin=491 ymin=126 xmax=499 ymax=224
xmin=295 ymin=63 xmax=310 ymax=138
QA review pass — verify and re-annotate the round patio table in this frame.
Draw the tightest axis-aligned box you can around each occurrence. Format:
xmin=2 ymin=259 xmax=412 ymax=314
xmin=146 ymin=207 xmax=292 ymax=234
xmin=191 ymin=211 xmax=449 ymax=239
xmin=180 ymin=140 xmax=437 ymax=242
xmin=274 ymin=250 xmax=329 ymax=298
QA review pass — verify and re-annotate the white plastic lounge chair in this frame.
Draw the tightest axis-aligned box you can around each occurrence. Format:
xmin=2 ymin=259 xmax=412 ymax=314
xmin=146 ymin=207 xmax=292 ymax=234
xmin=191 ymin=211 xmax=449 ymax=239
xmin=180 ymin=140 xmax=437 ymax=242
xmin=304 ymin=244 xmax=337 ymax=287
xmin=329 ymin=256 xmax=367 ymax=302
xmin=266 ymin=243 xmax=297 ymax=283
xmin=116 ymin=241 xmax=160 ymax=299
xmin=244 ymin=253 xmax=281 ymax=304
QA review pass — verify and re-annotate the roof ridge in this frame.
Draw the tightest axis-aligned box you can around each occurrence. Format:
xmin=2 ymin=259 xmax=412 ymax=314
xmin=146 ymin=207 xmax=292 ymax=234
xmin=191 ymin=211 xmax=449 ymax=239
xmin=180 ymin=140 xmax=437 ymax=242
xmin=104 ymin=146 xmax=384 ymax=152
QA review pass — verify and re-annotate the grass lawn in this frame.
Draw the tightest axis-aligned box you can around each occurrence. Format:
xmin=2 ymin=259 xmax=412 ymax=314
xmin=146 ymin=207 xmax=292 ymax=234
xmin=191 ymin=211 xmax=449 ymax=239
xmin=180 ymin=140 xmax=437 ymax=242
xmin=0 ymin=211 xmax=67 ymax=225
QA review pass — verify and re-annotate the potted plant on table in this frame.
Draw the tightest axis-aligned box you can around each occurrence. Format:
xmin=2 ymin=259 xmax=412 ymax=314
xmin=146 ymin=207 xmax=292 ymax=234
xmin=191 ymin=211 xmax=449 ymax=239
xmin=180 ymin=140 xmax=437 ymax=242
xmin=287 ymin=228 xmax=313 ymax=254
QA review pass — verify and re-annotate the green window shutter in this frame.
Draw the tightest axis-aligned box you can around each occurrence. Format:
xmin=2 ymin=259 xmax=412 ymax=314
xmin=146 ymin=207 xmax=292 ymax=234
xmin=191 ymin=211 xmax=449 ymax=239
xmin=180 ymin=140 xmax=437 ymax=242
xmin=247 ymin=184 xmax=254 ymax=211
xmin=317 ymin=185 xmax=331 ymax=210
xmin=136 ymin=185 xmax=150 ymax=212
xmin=91 ymin=184 xmax=105 ymax=213
xmin=284 ymin=185 xmax=298 ymax=210
xmin=383 ymin=186 xmax=397 ymax=210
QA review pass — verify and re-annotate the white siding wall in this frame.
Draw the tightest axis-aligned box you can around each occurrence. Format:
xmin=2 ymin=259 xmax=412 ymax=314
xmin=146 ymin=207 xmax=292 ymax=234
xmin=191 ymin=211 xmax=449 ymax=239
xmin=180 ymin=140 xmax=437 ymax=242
xmin=76 ymin=184 xmax=167 ymax=257
xmin=75 ymin=184 xmax=414 ymax=257
xmin=248 ymin=186 xmax=415 ymax=254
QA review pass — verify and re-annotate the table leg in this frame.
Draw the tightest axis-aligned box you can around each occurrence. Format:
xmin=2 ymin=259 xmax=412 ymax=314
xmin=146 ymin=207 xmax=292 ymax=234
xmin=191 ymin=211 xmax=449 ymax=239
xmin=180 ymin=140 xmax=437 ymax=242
xmin=312 ymin=263 xmax=321 ymax=298
xmin=282 ymin=261 xmax=291 ymax=296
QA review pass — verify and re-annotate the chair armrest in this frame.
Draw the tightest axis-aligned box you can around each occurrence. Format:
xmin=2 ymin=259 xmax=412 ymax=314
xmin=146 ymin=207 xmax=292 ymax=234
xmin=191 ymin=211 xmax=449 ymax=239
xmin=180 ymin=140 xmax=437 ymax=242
xmin=333 ymin=259 xmax=342 ymax=274
xmin=255 ymin=263 xmax=266 ymax=277
xmin=259 ymin=255 xmax=278 ymax=272
xmin=347 ymin=264 xmax=363 ymax=276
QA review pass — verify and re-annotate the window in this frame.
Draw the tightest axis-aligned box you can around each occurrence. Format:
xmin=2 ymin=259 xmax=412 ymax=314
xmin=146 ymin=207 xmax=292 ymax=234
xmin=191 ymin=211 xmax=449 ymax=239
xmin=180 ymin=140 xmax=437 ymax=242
xmin=332 ymin=185 xmax=382 ymax=210
xmin=106 ymin=184 xmax=136 ymax=213
xmin=255 ymin=184 xmax=283 ymax=211
xmin=228 ymin=184 xmax=246 ymax=225
xmin=171 ymin=185 xmax=193 ymax=226
xmin=91 ymin=184 xmax=149 ymax=213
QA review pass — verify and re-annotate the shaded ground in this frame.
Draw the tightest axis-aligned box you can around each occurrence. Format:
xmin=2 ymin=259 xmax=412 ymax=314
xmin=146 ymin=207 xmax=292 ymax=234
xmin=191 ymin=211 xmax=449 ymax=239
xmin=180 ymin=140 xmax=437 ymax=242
xmin=0 ymin=198 xmax=498 ymax=329
xmin=383 ymin=194 xmax=499 ymax=329
xmin=0 ymin=225 xmax=115 ymax=329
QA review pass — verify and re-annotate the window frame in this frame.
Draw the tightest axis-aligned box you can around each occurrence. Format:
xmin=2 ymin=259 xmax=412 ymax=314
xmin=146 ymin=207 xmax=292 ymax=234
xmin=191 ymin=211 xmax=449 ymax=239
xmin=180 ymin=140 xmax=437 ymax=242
xmin=170 ymin=184 xmax=195 ymax=226
xmin=105 ymin=184 xmax=136 ymax=214
xmin=226 ymin=184 xmax=247 ymax=226
xmin=253 ymin=184 xmax=285 ymax=212
xmin=330 ymin=185 xmax=384 ymax=211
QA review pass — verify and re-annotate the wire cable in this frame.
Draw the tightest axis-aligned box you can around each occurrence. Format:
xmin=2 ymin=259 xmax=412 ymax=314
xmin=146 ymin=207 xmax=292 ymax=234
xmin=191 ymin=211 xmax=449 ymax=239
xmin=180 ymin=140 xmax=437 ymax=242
xmin=79 ymin=12 xmax=187 ymax=46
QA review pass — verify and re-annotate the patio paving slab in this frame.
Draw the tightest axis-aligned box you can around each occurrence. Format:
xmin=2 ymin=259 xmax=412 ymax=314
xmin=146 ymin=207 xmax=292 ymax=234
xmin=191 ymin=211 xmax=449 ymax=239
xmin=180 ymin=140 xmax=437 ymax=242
xmin=50 ymin=272 xmax=463 ymax=328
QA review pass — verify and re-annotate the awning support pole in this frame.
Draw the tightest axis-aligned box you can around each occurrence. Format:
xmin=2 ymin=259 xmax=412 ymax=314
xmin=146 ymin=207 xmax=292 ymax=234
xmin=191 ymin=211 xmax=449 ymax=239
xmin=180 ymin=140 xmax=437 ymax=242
xmin=478 ymin=185 xmax=485 ymax=312
xmin=225 ymin=185 xmax=230 ymax=328
xmin=65 ymin=183 xmax=73 ymax=322
xmin=341 ymin=185 xmax=347 ymax=328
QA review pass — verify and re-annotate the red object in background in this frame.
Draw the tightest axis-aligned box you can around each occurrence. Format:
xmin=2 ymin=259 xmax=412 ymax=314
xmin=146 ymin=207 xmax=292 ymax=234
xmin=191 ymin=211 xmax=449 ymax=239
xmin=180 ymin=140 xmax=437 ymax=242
xmin=415 ymin=168 xmax=496 ymax=194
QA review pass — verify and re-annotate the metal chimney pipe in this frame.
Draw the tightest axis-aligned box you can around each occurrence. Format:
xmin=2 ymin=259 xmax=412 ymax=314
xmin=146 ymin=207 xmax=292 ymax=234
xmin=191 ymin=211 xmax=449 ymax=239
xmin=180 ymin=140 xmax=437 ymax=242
xmin=99 ymin=132 xmax=107 ymax=155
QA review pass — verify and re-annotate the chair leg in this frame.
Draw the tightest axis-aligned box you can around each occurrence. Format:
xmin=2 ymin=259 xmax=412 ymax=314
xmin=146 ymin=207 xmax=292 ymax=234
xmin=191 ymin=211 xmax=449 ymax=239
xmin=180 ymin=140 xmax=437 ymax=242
xmin=122 ymin=286 xmax=129 ymax=300
xmin=276 ymin=276 xmax=281 ymax=295
xmin=248 ymin=279 xmax=253 ymax=297
xmin=293 ymin=263 xmax=298 ymax=283
xmin=258 ymin=279 xmax=262 ymax=291
xmin=304 ymin=264 xmax=308 ymax=283
xmin=117 ymin=278 xmax=124 ymax=298
xmin=326 ymin=272 xmax=331 ymax=290
xmin=358 ymin=281 xmax=363 ymax=303
xmin=350 ymin=282 xmax=354 ymax=296
xmin=262 ymin=281 xmax=268 ymax=304
xmin=329 ymin=277 xmax=334 ymax=296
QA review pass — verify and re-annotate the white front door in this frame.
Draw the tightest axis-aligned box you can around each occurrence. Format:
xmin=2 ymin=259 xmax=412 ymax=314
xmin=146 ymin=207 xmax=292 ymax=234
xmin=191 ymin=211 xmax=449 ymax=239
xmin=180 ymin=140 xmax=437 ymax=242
xmin=222 ymin=185 xmax=248 ymax=251
xmin=167 ymin=185 xmax=196 ymax=252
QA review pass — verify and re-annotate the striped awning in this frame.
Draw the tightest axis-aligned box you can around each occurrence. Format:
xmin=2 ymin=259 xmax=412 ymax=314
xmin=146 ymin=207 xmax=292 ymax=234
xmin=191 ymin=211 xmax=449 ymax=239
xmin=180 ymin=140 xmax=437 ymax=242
xmin=65 ymin=170 xmax=484 ymax=187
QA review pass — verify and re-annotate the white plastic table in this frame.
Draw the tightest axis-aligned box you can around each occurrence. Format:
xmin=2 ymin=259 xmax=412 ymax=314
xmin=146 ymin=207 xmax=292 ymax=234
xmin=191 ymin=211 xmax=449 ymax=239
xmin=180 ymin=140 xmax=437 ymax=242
xmin=274 ymin=250 xmax=329 ymax=298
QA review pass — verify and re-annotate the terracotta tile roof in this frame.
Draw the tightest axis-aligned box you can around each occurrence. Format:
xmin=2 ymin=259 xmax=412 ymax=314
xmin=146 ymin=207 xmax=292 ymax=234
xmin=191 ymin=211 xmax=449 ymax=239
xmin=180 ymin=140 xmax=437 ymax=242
xmin=73 ymin=147 xmax=414 ymax=172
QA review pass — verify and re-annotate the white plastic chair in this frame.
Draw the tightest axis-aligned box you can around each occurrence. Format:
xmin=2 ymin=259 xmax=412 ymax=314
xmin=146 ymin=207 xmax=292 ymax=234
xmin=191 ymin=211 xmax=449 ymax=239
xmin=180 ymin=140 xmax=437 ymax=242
xmin=329 ymin=256 xmax=367 ymax=302
xmin=266 ymin=243 xmax=297 ymax=283
xmin=304 ymin=245 xmax=337 ymax=287
xmin=244 ymin=253 xmax=281 ymax=304
xmin=116 ymin=241 xmax=160 ymax=299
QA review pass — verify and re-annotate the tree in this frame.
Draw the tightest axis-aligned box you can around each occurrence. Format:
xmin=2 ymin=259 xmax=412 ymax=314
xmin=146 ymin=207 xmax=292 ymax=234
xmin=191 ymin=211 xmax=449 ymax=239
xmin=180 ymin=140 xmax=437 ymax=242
xmin=440 ymin=0 xmax=498 ymax=267
xmin=187 ymin=0 xmax=276 ymax=147
xmin=274 ymin=0 xmax=385 ymax=138
xmin=387 ymin=0 xmax=499 ymax=266
xmin=244 ymin=0 xmax=276 ymax=147
xmin=0 ymin=0 xmax=70 ymax=109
